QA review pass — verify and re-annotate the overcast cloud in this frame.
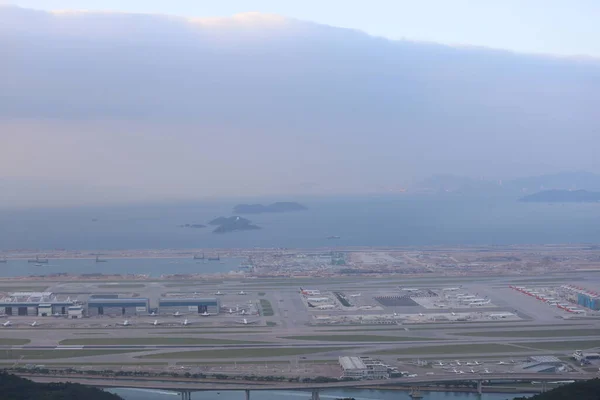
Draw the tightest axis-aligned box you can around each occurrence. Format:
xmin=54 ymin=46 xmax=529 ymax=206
xmin=1 ymin=6 xmax=599 ymax=207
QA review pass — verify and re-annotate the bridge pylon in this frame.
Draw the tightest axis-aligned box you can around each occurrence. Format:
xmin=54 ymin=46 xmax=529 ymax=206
xmin=179 ymin=391 xmax=192 ymax=400
xmin=409 ymin=386 xmax=423 ymax=399
xmin=311 ymin=389 xmax=320 ymax=400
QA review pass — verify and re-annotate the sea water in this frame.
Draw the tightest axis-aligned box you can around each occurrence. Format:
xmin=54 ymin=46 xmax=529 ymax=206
xmin=1 ymin=194 xmax=599 ymax=251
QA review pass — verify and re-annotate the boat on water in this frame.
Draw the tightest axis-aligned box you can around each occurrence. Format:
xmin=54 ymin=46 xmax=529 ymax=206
xmin=327 ymin=235 xmax=341 ymax=239
xmin=193 ymin=253 xmax=205 ymax=260
xmin=95 ymin=256 xmax=107 ymax=263
xmin=34 ymin=263 xmax=44 ymax=267
xmin=27 ymin=256 xmax=49 ymax=264
xmin=207 ymin=254 xmax=220 ymax=261
xmin=0 ymin=258 xmax=7 ymax=263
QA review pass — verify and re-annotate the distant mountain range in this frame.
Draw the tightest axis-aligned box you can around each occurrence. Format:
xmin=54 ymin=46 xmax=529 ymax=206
xmin=413 ymin=172 xmax=600 ymax=195
xmin=520 ymin=189 xmax=600 ymax=203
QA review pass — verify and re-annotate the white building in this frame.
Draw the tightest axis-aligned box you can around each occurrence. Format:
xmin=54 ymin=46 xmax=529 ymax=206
xmin=339 ymin=356 xmax=389 ymax=380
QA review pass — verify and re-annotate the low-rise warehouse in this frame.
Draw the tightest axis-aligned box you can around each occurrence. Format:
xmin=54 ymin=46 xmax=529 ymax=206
xmin=87 ymin=297 xmax=150 ymax=316
xmin=159 ymin=298 xmax=220 ymax=315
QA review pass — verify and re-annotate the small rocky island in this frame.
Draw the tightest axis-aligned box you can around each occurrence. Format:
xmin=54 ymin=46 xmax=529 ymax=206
xmin=209 ymin=216 xmax=261 ymax=234
xmin=178 ymin=224 xmax=206 ymax=229
xmin=233 ymin=202 xmax=307 ymax=214
xmin=519 ymin=189 xmax=600 ymax=203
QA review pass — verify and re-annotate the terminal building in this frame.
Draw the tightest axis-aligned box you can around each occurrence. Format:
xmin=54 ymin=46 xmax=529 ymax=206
xmin=0 ymin=292 xmax=74 ymax=317
xmin=87 ymin=297 xmax=150 ymax=316
xmin=159 ymin=298 xmax=220 ymax=315
xmin=339 ymin=356 xmax=389 ymax=380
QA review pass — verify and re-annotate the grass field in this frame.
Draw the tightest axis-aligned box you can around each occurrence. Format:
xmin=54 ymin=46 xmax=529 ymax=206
xmin=281 ymin=335 xmax=434 ymax=342
xmin=59 ymin=337 xmax=262 ymax=346
xmin=149 ymin=330 xmax=266 ymax=335
xmin=0 ymin=362 xmax=168 ymax=366
xmin=0 ymin=339 xmax=30 ymax=345
xmin=259 ymin=299 xmax=274 ymax=316
xmin=0 ymin=350 xmax=142 ymax=360
xmin=0 ymin=286 xmax=49 ymax=292
xmin=73 ymin=333 xmax=109 ymax=335
xmin=177 ymin=361 xmax=289 ymax=366
xmin=137 ymin=347 xmax=353 ymax=359
xmin=373 ymin=343 xmax=524 ymax=356
xmin=456 ymin=329 xmax=600 ymax=338
xmin=520 ymin=340 xmax=600 ymax=351
xmin=96 ymin=284 xmax=146 ymax=289
xmin=164 ymin=283 xmax=204 ymax=288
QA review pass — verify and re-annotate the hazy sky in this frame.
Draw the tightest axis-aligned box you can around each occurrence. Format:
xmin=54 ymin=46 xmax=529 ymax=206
xmin=4 ymin=0 xmax=600 ymax=57
xmin=1 ymin=4 xmax=599 ymax=208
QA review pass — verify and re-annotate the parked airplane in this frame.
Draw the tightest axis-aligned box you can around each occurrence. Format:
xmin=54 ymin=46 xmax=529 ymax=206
xmin=240 ymin=309 xmax=247 ymax=315
xmin=300 ymin=287 xmax=320 ymax=296
xmin=227 ymin=308 xmax=235 ymax=314
xmin=236 ymin=318 xmax=258 ymax=325
xmin=214 ymin=291 xmax=225 ymax=296
xmin=418 ymin=313 xmax=425 ymax=317
xmin=469 ymin=368 xmax=477 ymax=374
xmin=2 ymin=321 xmax=12 ymax=327
xmin=30 ymin=321 xmax=38 ymax=327
xmin=238 ymin=291 xmax=247 ymax=295
xmin=182 ymin=319 xmax=191 ymax=326
xmin=451 ymin=312 xmax=457 ymax=316
xmin=349 ymin=293 xmax=361 ymax=297
xmin=435 ymin=361 xmax=445 ymax=366
xmin=172 ymin=311 xmax=188 ymax=317
xmin=201 ymin=311 xmax=212 ymax=317
xmin=483 ymin=369 xmax=491 ymax=374
xmin=118 ymin=320 xmax=131 ymax=326
xmin=151 ymin=320 xmax=160 ymax=326
xmin=454 ymin=360 xmax=462 ymax=366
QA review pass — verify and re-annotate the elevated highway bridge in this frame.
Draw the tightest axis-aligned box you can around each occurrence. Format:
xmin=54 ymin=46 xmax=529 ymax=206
xmin=20 ymin=372 xmax=594 ymax=399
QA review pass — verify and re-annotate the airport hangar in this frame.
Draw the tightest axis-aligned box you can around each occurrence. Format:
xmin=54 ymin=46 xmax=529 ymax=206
xmin=158 ymin=298 xmax=220 ymax=315
xmin=86 ymin=296 xmax=220 ymax=316
xmin=87 ymin=297 xmax=151 ymax=317
xmin=0 ymin=292 xmax=74 ymax=317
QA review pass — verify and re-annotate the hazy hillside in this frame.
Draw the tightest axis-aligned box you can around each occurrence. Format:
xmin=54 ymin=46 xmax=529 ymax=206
xmin=414 ymin=172 xmax=600 ymax=194
xmin=1 ymin=5 xmax=599 ymax=206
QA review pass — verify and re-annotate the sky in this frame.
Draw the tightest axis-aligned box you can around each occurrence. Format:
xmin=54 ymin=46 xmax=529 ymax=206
xmin=4 ymin=0 xmax=600 ymax=58
xmin=0 ymin=2 xmax=599 ymax=207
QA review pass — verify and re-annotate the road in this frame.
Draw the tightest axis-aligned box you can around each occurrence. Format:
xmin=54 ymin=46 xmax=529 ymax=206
xmin=21 ymin=372 xmax=595 ymax=391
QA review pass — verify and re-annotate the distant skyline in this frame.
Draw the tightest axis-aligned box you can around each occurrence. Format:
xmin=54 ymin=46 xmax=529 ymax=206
xmin=3 ymin=0 xmax=600 ymax=58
